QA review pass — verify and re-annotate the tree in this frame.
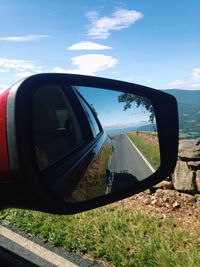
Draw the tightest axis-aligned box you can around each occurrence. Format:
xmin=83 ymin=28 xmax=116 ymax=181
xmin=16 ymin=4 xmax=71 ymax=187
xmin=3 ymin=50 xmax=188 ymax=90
xmin=118 ymin=93 xmax=155 ymax=123
xmin=90 ymin=103 xmax=98 ymax=116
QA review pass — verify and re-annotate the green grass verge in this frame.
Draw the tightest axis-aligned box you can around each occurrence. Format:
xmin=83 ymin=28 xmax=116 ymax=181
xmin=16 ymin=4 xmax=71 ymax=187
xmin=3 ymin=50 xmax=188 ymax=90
xmin=127 ymin=132 xmax=160 ymax=169
xmin=1 ymin=207 xmax=200 ymax=267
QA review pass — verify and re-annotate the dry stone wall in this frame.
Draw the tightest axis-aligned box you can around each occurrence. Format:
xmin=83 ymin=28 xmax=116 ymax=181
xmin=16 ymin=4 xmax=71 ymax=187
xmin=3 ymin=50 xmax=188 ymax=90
xmin=173 ymin=140 xmax=200 ymax=194
xmin=136 ymin=134 xmax=200 ymax=194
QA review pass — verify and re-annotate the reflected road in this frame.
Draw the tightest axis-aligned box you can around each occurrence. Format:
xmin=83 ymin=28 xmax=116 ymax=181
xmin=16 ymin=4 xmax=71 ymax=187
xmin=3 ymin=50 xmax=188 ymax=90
xmin=110 ymin=134 xmax=154 ymax=191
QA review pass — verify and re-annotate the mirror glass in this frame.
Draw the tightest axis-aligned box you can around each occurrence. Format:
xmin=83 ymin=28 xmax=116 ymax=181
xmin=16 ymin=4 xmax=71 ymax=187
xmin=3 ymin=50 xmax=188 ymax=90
xmin=32 ymin=84 xmax=160 ymax=203
xmin=66 ymin=86 xmax=160 ymax=203
xmin=32 ymin=85 xmax=87 ymax=170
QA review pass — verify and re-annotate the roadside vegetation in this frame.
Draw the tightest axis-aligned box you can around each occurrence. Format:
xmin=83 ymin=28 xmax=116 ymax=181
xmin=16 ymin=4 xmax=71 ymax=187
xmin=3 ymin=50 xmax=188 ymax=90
xmin=127 ymin=132 xmax=160 ymax=169
xmin=0 ymin=204 xmax=200 ymax=267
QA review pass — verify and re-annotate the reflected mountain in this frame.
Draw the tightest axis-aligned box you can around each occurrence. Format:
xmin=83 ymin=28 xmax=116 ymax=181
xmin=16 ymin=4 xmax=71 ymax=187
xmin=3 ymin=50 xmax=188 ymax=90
xmin=105 ymin=124 xmax=156 ymax=136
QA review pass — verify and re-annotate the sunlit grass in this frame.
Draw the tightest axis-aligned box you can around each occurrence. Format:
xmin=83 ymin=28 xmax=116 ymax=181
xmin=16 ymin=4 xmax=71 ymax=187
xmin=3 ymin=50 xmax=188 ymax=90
xmin=127 ymin=132 xmax=160 ymax=169
xmin=1 ymin=207 xmax=200 ymax=267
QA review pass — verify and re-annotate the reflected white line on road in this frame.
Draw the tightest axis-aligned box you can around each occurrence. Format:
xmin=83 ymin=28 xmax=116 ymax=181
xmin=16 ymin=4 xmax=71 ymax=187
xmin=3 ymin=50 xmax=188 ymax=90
xmin=125 ymin=134 xmax=155 ymax=173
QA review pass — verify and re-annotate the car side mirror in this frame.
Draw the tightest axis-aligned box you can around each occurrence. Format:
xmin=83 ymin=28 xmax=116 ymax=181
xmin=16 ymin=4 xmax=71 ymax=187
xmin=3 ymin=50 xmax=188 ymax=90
xmin=0 ymin=74 xmax=178 ymax=214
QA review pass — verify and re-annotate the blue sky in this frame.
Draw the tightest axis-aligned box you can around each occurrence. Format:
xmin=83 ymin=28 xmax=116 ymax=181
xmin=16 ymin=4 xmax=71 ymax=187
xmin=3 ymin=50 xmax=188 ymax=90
xmin=0 ymin=0 xmax=199 ymax=93
xmin=78 ymin=87 xmax=151 ymax=129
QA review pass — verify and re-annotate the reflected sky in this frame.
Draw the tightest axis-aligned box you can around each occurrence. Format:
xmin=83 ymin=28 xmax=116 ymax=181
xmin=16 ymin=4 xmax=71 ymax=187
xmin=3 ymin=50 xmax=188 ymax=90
xmin=77 ymin=86 xmax=151 ymax=130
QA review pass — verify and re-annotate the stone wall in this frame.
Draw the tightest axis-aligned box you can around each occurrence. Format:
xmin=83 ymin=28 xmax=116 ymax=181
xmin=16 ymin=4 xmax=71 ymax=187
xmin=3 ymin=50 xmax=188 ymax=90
xmin=173 ymin=140 xmax=200 ymax=194
xmin=136 ymin=135 xmax=200 ymax=195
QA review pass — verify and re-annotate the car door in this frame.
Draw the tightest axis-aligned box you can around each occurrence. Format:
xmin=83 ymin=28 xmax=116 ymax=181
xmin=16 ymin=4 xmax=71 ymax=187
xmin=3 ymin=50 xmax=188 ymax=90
xmin=64 ymin=87 xmax=114 ymax=202
xmin=31 ymin=83 xmax=112 ymax=204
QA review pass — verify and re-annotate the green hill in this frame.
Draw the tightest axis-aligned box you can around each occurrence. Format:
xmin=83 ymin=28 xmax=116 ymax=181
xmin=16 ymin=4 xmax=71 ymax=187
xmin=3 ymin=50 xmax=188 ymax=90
xmin=165 ymin=89 xmax=200 ymax=139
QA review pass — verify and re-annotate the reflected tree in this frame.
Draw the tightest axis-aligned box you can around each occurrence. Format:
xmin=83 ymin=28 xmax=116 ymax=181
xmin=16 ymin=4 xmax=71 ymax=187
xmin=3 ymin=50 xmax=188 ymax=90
xmin=90 ymin=103 xmax=98 ymax=116
xmin=118 ymin=93 xmax=155 ymax=123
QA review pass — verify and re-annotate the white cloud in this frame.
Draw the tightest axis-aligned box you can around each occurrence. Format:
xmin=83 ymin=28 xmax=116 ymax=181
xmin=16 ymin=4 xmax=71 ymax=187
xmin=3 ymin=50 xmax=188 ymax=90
xmin=169 ymin=67 xmax=200 ymax=89
xmin=68 ymin=41 xmax=112 ymax=50
xmin=86 ymin=8 xmax=143 ymax=39
xmin=52 ymin=54 xmax=118 ymax=75
xmin=0 ymin=83 xmax=8 ymax=92
xmin=0 ymin=58 xmax=42 ymax=74
xmin=0 ymin=35 xmax=50 ymax=42
xmin=0 ymin=68 xmax=9 ymax=72
xmin=15 ymin=71 xmax=35 ymax=78
xmin=191 ymin=67 xmax=200 ymax=82
xmin=52 ymin=67 xmax=67 ymax=73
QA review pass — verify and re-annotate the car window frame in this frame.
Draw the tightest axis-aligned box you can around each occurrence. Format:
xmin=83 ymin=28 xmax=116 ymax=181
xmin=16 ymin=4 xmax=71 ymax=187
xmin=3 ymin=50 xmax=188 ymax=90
xmin=35 ymin=84 xmax=104 ymax=185
xmin=72 ymin=86 xmax=103 ymax=136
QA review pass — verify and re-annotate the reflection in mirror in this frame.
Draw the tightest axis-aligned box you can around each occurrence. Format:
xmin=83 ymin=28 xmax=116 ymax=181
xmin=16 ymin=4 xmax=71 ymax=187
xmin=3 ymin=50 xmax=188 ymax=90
xmin=65 ymin=86 xmax=160 ymax=203
xmin=32 ymin=85 xmax=160 ymax=203
xmin=32 ymin=85 xmax=86 ymax=170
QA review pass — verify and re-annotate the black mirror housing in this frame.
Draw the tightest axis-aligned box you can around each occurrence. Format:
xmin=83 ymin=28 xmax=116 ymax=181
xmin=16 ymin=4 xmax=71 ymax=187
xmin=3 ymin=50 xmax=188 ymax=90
xmin=0 ymin=74 xmax=179 ymax=214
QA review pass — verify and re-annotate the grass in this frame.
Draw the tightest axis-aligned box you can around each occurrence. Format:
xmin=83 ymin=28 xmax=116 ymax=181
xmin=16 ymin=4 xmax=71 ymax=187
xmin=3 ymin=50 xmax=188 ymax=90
xmin=1 ymin=207 xmax=200 ymax=267
xmin=127 ymin=132 xmax=160 ymax=169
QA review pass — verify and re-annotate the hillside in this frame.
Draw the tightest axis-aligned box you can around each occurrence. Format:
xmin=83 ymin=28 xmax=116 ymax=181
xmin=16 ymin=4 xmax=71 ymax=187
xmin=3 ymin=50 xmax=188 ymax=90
xmin=165 ymin=89 xmax=200 ymax=139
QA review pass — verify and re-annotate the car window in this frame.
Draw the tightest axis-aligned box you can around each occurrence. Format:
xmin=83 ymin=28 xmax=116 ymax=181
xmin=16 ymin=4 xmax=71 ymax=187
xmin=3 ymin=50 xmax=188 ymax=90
xmin=32 ymin=85 xmax=85 ymax=170
xmin=77 ymin=95 xmax=101 ymax=138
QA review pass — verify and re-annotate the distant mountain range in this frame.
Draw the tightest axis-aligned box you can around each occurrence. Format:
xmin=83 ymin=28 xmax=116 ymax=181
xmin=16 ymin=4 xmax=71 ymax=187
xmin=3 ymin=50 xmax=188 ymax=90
xmin=165 ymin=89 xmax=200 ymax=139
xmin=105 ymin=89 xmax=200 ymax=139
xmin=105 ymin=124 xmax=156 ymax=137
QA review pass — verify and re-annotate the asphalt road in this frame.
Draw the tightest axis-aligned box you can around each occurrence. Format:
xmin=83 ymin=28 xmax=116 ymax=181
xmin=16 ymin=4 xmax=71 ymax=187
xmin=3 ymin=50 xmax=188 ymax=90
xmin=111 ymin=134 xmax=155 ymax=191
